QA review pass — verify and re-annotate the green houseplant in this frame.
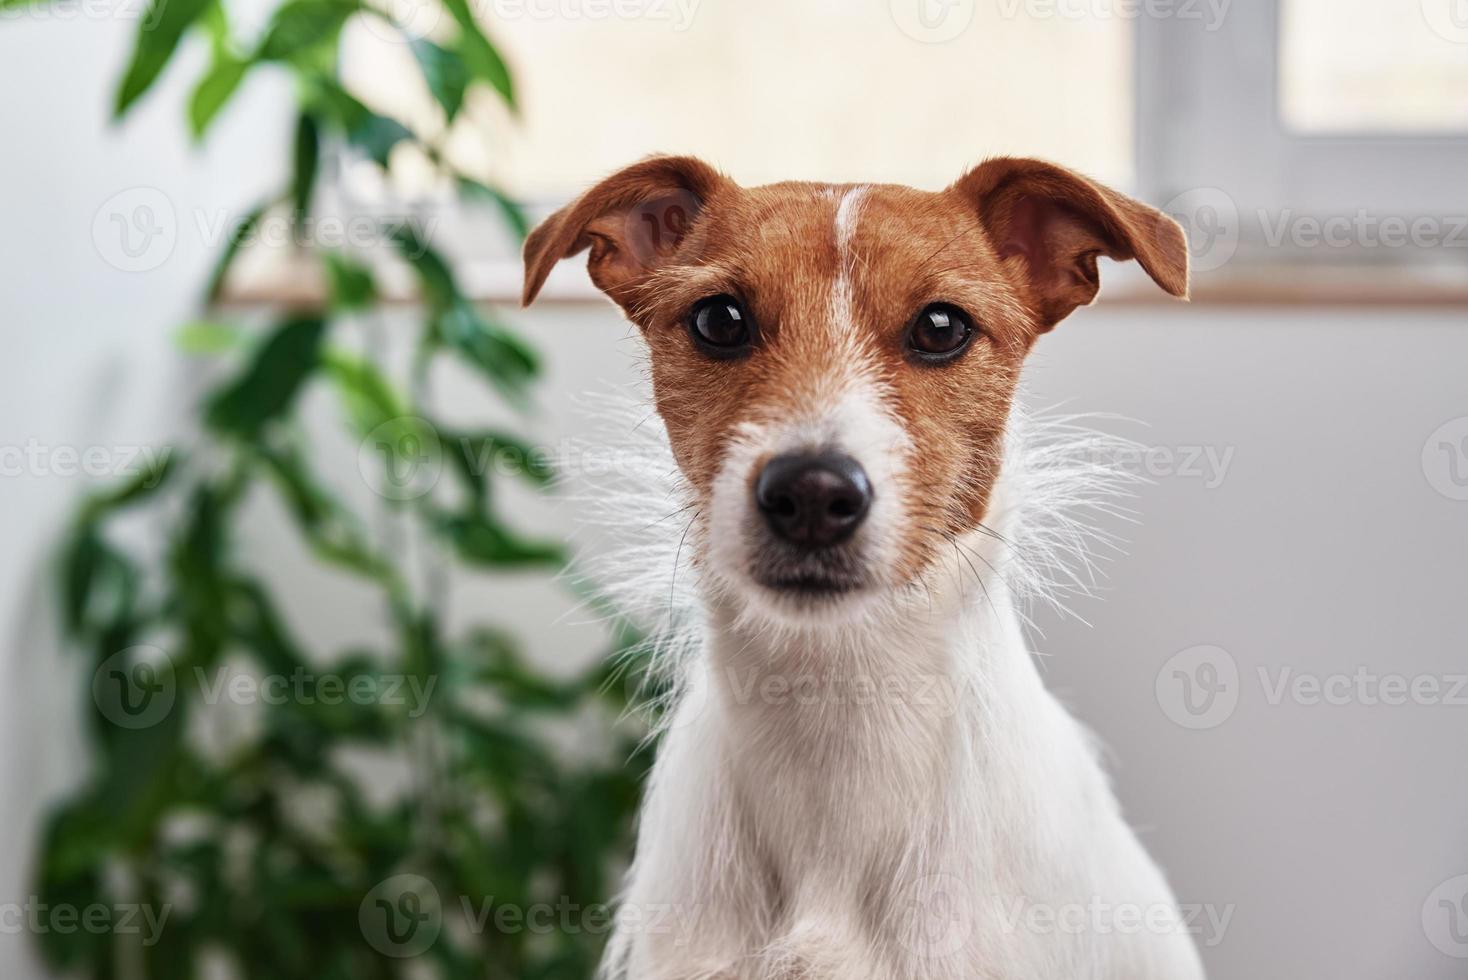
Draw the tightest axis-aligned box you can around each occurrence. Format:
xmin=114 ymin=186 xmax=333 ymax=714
xmin=23 ymin=1 xmax=654 ymax=976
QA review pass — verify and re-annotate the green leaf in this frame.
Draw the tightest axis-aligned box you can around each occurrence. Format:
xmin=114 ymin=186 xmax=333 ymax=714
xmin=59 ymin=525 xmax=137 ymax=637
xmin=175 ymin=319 xmax=245 ymax=354
xmin=61 ymin=453 xmax=177 ymax=635
xmin=229 ymin=578 xmax=310 ymax=675
xmin=82 ymin=449 xmax=180 ymax=518
xmin=200 ymin=0 xmax=230 ymax=53
xmin=322 ymin=253 xmax=376 ymax=311
xmin=320 ymin=348 xmax=406 ymax=435
xmin=458 ymin=176 xmax=530 ymax=242
xmin=410 ymin=37 xmax=469 ymax=121
xmin=204 ymin=317 xmax=328 ymax=438
xmin=390 ymin=227 xmax=459 ymax=311
xmin=463 ymin=628 xmax=579 ymax=710
xmin=445 ymin=430 xmax=553 ymax=507
xmin=255 ymin=0 xmax=357 ymax=61
xmin=434 ymin=512 xmax=563 ymax=569
xmin=350 ymin=111 xmax=415 ymax=167
xmin=94 ymin=701 xmax=188 ymax=839
xmin=441 ymin=0 xmax=514 ymax=108
xmin=188 ymin=50 xmax=248 ymax=139
xmin=168 ymin=483 xmax=235 ymax=668
xmin=113 ymin=0 xmax=214 ymax=118
xmin=435 ymin=301 xmax=540 ymax=403
xmin=304 ymin=81 xmax=414 ymax=166
xmin=291 ymin=112 xmax=321 ymax=222
xmin=204 ymin=199 xmax=273 ymax=303
xmin=388 ymin=230 xmax=539 ymax=400
xmin=32 ymin=818 xmax=110 ymax=968
xmin=262 ymin=445 xmax=395 ymax=581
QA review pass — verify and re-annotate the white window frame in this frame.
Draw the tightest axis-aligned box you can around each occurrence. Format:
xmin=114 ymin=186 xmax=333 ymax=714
xmin=1136 ymin=0 xmax=1468 ymax=265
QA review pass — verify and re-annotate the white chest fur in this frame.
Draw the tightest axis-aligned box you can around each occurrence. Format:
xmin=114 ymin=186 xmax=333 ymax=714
xmin=602 ymin=533 xmax=1205 ymax=980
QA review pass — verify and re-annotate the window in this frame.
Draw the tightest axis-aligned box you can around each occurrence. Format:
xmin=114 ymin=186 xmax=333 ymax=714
xmin=1280 ymin=0 xmax=1468 ymax=133
xmin=1137 ymin=0 xmax=1468 ymax=266
xmin=343 ymin=0 xmax=1135 ymax=202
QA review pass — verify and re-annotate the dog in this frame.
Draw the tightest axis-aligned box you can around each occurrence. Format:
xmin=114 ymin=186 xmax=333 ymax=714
xmin=522 ymin=155 xmax=1204 ymax=980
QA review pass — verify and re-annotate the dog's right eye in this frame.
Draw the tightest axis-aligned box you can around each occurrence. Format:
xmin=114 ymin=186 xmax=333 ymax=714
xmin=687 ymin=295 xmax=753 ymax=358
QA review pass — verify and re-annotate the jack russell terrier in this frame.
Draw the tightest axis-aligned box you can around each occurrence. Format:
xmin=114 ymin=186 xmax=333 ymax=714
xmin=522 ymin=155 xmax=1204 ymax=980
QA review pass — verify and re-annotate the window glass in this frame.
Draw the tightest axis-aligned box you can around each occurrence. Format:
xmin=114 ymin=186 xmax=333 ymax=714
xmin=1279 ymin=0 xmax=1468 ymax=133
xmin=343 ymin=0 xmax=1133 ymax=201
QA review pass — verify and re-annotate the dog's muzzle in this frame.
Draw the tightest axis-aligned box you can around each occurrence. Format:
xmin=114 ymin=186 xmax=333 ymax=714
xmin=754 ymin=451 xmax=872 ymax=549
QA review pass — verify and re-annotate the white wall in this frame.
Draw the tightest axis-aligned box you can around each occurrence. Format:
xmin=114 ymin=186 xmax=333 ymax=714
xmin=1015 ymin=303 xmax=1468 ymax=979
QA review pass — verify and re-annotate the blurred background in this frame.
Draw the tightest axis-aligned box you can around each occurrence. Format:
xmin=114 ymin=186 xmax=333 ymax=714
xmin=1 ymin=0 xmax=1466 ymax=977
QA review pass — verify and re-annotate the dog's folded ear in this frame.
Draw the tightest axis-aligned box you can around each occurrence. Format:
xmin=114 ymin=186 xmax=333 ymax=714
xmin=950 ymin=157 xmax=1189 ymax=332
xmin=522 ymin=155 xmax=732 ymax=308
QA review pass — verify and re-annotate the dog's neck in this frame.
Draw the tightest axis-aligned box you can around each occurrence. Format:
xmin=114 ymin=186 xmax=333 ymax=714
xmin=694 ymin=513 xmax=1063 ymax=885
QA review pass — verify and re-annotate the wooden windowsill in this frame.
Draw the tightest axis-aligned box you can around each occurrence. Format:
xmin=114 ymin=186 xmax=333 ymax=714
xmin=216 ymin=256 xmax=1468 ymax=311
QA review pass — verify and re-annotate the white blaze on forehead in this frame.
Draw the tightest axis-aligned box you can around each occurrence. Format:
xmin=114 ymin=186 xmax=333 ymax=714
xmin=829 ymin=186 xmax=869 ymax=335
xmin=698 ymin=185 xmax=916 ymax=608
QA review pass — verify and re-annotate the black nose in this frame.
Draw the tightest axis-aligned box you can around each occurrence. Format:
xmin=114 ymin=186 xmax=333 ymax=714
xmin=755 ymin=452 xmax=872 ymax=548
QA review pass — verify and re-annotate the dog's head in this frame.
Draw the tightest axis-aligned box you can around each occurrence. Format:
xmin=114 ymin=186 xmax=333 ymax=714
xmin=524 ymin=156 xmax=1187 ymax=623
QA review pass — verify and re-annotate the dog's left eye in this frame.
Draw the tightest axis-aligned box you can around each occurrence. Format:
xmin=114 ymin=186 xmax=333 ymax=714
xmin=907 ymin=303 xmax=976 ymax=360
xmin=687 ymin=295 xmax=753 ymax=357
